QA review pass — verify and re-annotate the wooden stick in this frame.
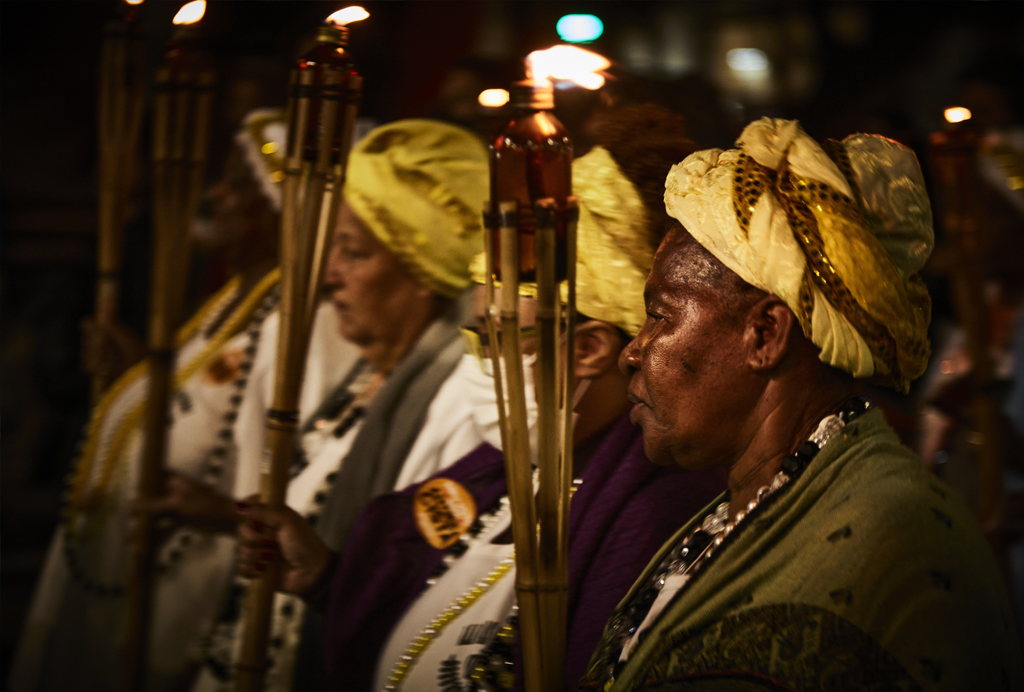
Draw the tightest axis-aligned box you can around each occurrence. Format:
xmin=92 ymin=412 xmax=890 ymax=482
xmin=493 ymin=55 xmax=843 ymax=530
xmin=122 ymin=64 xmax=174 ymax=692
xmin=483 ymin=205 xmax=509 ymax=455
xmin=123 ymin=58 xmax=213 ymax=692
xmin=234 ymin=63 xmax=361 ymax=692
xmin=93 ymin=19 xmax=145 ymax=403
xmin=555 ymin=200 xmax=578 ymax=691
xmin=494 ymin=202 xmax=546 ymax=692
xmin=533 ymin=198 xmax=566 ymax=691
xmin=557 ymin=199 xmax=578 ymax=589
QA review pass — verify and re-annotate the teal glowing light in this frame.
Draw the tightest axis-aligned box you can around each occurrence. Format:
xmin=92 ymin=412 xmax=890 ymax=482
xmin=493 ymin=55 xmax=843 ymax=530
xmin=556 ymin=14 xmax=603 ymax=43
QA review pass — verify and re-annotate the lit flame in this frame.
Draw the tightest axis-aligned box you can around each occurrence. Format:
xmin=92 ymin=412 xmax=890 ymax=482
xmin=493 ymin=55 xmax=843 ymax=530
xmin=478 ymin=89 xmax=510 ymax=108
xmin=173 ymin=0 xmax=206 ymax=25
xmin=573 ymin=72 xmax=606 ymax=90
xmin=526 ymin=45 xmax=610 ymax=89
xmin=125 ymin=0 xmax=144 ymax=5
xmin=944 ymin=107 xmax=972 ymax=124
xmin=326 ymin=6 xmax=370 ymax=26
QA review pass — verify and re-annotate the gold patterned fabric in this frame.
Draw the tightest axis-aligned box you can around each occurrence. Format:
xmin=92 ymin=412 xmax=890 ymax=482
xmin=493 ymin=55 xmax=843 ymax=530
xmin=344 ymin=119 xmax=489 ymax=298
xmin=665 ymin=118 xmax=934 ymax=392
xmin=470 ymin=146 xmax=651 ymax=336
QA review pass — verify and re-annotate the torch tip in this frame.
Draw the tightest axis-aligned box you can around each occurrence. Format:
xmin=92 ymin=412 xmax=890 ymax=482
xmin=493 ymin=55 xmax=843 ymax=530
xmin=173 ymin=0 xmax=206 ymax=25
xmin=326 ymin=6 xmax=370 ymax=27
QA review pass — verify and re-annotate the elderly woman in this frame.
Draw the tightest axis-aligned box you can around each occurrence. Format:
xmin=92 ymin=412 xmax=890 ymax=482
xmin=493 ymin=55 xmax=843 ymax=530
xmin=578 ymin=119 xmax=1023 ymax=691
xmin=193 ymin=119 xmax=492 ymax=692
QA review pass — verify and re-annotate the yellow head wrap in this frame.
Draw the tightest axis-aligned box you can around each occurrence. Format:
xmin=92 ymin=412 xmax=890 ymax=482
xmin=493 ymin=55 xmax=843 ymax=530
xmin=344 ymin=119 xmax=489 ymax=298
xmin=665 ymin=117 xmax=933 ymax=392
xmin=471 ymin=146 xmax=651 ymax=336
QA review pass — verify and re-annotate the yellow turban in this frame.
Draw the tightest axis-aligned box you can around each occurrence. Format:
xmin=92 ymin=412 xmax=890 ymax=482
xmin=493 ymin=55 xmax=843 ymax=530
xmin=471 ymin=146 xmax=651 ymax=336
xmin=665 ymin=118 xmax=933 ymax=392
xmin=236 ymin=108 xmax=287 ymax=211
xmin=344 ymin=119 xmax=489 ymax=298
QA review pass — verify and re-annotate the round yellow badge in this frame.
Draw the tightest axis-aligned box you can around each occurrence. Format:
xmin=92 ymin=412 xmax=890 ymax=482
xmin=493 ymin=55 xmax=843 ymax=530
xmin=413 ymin=478 xmax=478 ymax=549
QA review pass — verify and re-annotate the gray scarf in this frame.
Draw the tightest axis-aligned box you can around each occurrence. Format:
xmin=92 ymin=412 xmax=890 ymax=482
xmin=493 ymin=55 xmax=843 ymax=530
xmin=313 ymin=301 xmax=466 ymax=551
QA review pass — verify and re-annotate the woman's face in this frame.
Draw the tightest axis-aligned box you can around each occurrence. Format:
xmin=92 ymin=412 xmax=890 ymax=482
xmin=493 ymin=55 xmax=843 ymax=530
xmin=323 ymin=201 xmax=431 ymax=349
xmin=192 ymin=147 xmax=276 ymax=252
xmin=618 ymin=227 xmax=754 ymax=469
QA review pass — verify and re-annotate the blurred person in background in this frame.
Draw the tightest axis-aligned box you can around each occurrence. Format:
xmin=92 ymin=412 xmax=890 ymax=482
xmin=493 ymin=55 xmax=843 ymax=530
xmin=10 ymin=109 xmax=356 ymax=692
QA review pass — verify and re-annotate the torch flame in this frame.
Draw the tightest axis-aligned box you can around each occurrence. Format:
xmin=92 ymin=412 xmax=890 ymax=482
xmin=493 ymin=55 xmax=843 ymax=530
xmin=326 ymin=6 xmax=370 ymax=26
xmin=526 ymin=45 xmax=610 ymax=89
xmin=478 ymin=89 xmax=510 ymax=108
xmin=944 ymin=107 xmax=972 ymax=124
xmin=173 ymin=0 xmax=206 ymax=25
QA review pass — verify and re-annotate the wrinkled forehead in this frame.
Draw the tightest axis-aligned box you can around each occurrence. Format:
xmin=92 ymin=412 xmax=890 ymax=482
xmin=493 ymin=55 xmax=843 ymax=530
xmin=648 ymin=225 xmax=729 ymax=295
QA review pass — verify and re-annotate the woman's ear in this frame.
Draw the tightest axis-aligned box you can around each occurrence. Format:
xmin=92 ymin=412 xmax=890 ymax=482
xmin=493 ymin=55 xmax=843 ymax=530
xmin=742 ymin=295 xmax=797 ymax=374
xmin=574 ymin=322 xmax=626 ymax=380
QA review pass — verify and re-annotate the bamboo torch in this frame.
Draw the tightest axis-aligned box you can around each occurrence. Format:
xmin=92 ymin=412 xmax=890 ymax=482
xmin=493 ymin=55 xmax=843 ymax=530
xmin=122 ymin=2 xmax=213 ymax=690
xmin=92 ymin=0 xmax=147 ymax=403
xmin=234 ymin=8 xmax=365 ymax=692
xmin=927 ymin=108 xmax=1005 ymax=533
xmin=483 ymin=46 xmax=607 ymax=692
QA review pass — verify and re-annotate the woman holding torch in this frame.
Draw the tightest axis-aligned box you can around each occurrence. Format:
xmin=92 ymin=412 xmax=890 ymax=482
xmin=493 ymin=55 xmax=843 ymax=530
xmin=191 ymin=119 xmax=494 ymax=692
xmin=234 ymin=106 xmax=728 ymax=692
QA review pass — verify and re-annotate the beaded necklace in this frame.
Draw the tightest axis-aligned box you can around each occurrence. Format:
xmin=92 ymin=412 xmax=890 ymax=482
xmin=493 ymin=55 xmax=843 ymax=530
xmin=595 ymin=397 xmax=873 ymax=684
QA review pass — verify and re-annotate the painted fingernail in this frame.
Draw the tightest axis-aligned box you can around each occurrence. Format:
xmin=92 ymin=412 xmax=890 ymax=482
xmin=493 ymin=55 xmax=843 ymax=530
xmin=261 ymin=551 xmax=274 ymax=561
xmin=263 ymin=540 xmax=277 ymax=548
xmin=250 ymin=520 xmax=264 ymax=531
xmin=235 ymin=501 xmax=250 ymax=511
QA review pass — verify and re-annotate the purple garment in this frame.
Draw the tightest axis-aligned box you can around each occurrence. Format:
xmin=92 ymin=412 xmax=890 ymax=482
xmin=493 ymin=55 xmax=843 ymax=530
xmin=323 ymin=414 xmax=726 ymax=691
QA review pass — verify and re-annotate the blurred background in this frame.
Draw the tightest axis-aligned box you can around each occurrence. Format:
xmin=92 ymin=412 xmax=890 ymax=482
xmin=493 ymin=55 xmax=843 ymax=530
xmin=2 ymin=0 xmax=1023 ymax=680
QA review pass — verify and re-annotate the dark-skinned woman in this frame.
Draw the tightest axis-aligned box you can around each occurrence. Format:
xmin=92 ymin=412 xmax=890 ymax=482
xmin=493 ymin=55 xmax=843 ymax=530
xmin=578 ymin=118 xmax=1024 ymax=691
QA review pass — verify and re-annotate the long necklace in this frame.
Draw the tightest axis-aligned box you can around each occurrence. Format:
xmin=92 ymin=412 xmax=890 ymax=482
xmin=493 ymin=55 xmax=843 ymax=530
xmin=597 ymin=396 xmax=873 ymax=683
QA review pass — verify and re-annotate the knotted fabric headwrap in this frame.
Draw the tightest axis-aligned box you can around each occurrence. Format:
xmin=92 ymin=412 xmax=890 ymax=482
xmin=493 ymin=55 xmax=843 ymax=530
xmin=344 ymin=119 xmax=488 ymax=298
xmin=471 ymin=146 xmax=652 ymax=336
xmin=235 ymin=107 xmax=287 ymax=211
xmin=665 ymin=117 xmax=933 ymax=392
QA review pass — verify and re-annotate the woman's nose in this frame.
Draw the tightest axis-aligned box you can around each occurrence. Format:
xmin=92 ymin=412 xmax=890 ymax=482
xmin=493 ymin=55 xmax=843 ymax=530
xmin=618 ymin=335 xmax=641 ymax=375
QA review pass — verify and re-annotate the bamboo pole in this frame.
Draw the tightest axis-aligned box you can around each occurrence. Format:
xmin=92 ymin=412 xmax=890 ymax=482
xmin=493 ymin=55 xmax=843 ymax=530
xmin=488 ymin=201 xmax=546 ymax=692
xmin=533 ymin=199 xmax=566 ymax=691
xmin=234 ymin=55 xmax=361 ymax=692
xmin=121 ymin=65 xmax=172 ymax=692
xmin=556 ymin=199 xmax=578 ymax=685
xmin=93 ymin=16 xmax=146 ymax=403
xmin=123 ymin=51 xmax=214 ymax=690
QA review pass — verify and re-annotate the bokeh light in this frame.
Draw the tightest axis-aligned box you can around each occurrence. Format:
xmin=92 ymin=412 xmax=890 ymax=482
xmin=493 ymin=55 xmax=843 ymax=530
xmin=944 ymin=107 xmax=972 ymax=124
xmin=556 ymin=14 xmax=604 ymax=43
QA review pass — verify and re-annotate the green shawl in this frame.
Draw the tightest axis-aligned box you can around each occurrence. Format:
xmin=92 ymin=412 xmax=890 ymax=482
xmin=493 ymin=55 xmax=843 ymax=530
xmin=580 ymin=409 xmax=1023 ymax=691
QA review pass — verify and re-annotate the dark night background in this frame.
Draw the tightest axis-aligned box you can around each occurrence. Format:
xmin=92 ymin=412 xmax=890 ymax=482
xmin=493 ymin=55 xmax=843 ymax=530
xmin=2 ymin=0 xmax=1023 ymax=683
